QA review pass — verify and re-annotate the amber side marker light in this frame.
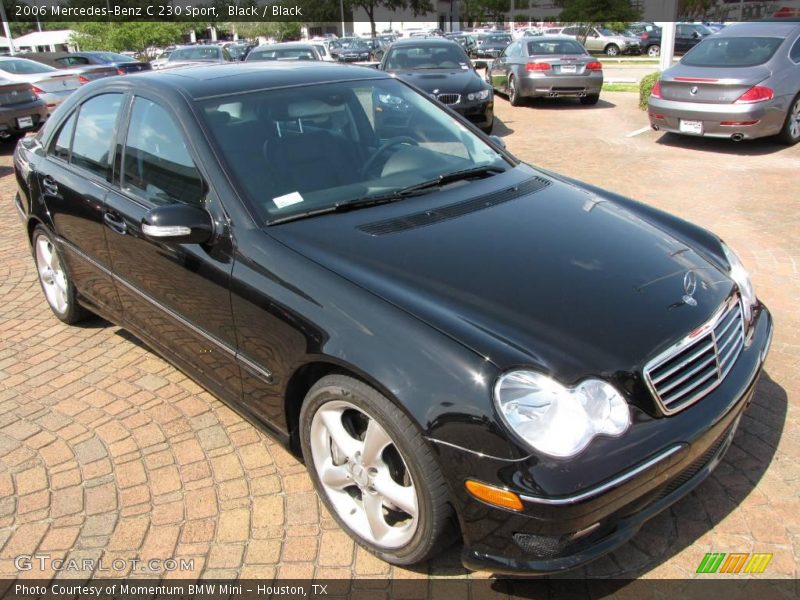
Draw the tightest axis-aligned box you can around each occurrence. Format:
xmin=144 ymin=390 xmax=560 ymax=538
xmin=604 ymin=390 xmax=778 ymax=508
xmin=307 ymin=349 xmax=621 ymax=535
xmin=465 ymin=480 xmax=524 ymax=511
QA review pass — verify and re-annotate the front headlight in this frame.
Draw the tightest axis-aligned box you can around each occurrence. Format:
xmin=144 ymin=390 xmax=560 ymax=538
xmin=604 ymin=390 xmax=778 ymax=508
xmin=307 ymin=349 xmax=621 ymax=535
xmin=721 ymin=243 xmax=756 ymax=322
xmin=467 ymin=89 xmax=491 ymax=101
xmin=494 ymin=371 xmax=630 ymax=458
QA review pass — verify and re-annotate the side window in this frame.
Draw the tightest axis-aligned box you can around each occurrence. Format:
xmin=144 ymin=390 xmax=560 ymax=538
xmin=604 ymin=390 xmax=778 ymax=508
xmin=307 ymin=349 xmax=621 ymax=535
xmin=50 ymin=112 xmax=76 ymax=161
xmin=70 ymin=93 xmax=123 ymax=178
xmin=791 ymin=38 xmax=800 ymax=63
xmin=122 ymin=97 xmax=204 ymax=207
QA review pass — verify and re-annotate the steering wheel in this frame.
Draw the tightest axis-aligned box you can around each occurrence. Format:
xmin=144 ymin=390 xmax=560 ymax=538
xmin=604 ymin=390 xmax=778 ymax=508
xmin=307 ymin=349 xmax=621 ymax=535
xmin=361 ymin=136 xmax=419 ymax=177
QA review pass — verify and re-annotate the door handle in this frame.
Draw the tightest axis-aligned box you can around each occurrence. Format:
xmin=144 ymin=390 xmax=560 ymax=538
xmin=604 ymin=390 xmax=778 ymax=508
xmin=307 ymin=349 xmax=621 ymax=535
xmin=42 ymin=175 xmax=58 ymax=195
xmin=103 ymin=212 xmax=127 ymax=235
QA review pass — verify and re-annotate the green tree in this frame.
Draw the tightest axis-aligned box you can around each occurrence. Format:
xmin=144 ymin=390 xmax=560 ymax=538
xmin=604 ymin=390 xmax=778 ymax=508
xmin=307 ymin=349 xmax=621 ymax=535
xmin=228 ymin=21 xmax=302 ymax=42
xmin=557 ymin=0 xmax=640 ymax=22
xmin=349 ymin=0 xmax=433 ymax=38
xmin=71 ymin=22 xmax=187 ymax=59
xmin=678 ymin=0 xmax=713 ymax=19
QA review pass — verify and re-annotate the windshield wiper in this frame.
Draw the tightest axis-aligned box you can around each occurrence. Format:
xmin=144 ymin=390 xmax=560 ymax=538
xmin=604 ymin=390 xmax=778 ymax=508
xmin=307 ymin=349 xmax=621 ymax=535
xmin=268 ymin=165 xmax=505 ymax=225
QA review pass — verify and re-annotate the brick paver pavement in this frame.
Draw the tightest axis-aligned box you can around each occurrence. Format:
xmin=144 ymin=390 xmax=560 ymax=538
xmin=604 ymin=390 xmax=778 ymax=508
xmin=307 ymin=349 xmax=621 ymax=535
xmin=0 ymin=92 xmax=798 ymax=585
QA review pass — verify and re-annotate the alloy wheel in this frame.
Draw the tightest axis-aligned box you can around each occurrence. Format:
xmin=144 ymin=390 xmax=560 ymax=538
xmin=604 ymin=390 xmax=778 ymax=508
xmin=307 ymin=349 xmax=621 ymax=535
xmin=35 ymin=235 xmax=69 ymax=315
xmin=309 ymin=400 xmax=419 ymax=549
xmin=648 ymin=45 xmax=660 ymax=58
xmin=790 ymin=98 xmax=800 ymax=140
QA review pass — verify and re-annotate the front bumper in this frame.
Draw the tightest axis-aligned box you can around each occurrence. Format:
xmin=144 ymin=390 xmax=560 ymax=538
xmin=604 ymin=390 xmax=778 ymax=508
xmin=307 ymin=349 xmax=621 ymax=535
xmin=518 ymin=72 xmax=603 ymax=99
xmin=452 ymin=98 xmax=494 ymax=129
xmin=648 ymin=96 xmax=787 ymax=140
xmin=433 ymin=305 xmax=773 ymax=575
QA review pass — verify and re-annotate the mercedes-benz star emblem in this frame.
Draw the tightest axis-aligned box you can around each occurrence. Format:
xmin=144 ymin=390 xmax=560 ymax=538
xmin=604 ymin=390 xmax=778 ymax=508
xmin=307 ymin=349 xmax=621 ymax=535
xmin=682 ymin=270 xmax=698 ymax=306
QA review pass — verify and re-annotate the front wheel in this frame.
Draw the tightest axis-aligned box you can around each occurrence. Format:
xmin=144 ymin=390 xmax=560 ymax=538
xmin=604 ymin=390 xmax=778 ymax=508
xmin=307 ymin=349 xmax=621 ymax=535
xmin=32 ymin=225 xmax=90 ymax=324
xmin=580 ymin=94 xmax=601 ymax=106
xmin=508 ymin=75 xmax=522 ymax=106
xmin=776 ymin=94 xmax=800 ymax=146
xmin=300 ymin=375 xmax=454 ymax=565
xmin=647 ymin=44 xmax=661 ymax=58
xmin=605 ymin=44 xmax=620 ymax=57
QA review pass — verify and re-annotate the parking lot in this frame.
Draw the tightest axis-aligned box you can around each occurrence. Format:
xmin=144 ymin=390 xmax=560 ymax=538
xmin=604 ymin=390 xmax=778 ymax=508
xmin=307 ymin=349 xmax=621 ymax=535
xmin=0 ymin=90 xmax=798 ymax=586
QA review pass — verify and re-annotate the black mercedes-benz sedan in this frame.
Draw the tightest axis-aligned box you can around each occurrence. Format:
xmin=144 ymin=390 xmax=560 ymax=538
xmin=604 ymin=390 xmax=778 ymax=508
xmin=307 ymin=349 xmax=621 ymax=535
xmin=13 ymin=62 xmax=772 ymax=574
xmin=379 ymin=38 xmax=494 ymax=133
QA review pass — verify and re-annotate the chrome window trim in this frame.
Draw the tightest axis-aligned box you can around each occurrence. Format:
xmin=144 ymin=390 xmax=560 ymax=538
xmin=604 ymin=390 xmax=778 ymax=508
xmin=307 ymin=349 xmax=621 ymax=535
xmin=519 ymin=444 xmax=685 ymax=505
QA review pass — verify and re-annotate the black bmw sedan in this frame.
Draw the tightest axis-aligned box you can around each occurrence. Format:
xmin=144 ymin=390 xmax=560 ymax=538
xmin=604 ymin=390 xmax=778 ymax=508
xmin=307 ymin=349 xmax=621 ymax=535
xmin=13 ymin=62 xmax=772 ymax=574
xmin=379 ymin=38 xmax=494 ymax=133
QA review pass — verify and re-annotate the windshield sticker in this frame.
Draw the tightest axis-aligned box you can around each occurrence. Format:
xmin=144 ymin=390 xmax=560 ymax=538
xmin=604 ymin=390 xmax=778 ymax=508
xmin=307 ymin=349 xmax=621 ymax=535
xmin=273 ymin=191 xmax=304 ymax=209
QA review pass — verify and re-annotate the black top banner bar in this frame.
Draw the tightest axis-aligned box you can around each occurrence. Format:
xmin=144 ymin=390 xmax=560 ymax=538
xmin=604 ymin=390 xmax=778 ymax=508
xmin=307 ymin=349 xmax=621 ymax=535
xmin=4 ymin=0 xmax=800 ymax=23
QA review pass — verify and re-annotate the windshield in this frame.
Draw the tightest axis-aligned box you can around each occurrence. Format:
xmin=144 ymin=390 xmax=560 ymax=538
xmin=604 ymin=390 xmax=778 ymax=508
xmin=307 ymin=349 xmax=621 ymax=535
xmin=527 ymin=40 xmax=587 ymax=55
xmin=0 ymin=59 xmax=56 ymax=74
xmin=597 ymin=28 xmax=616 ymax=36
xmin=200 ymin=78 xmax=509 ymax=223
xmin=384 ymin=44 xmax=470 ymax=70
xmin=249 ymin=47 xmax=317 ymax=61
xmin=169 ymin=47 xmax=221 ymax=62
xmin=486 ymin=35 xmax=511 ymax=44
xmin=93 ymin=52 xmax=136 ymax=63
xmin=682 ymin=36 xmax=784 ymax=67
xmin=227 ymin=46 xmax=248 ymax=59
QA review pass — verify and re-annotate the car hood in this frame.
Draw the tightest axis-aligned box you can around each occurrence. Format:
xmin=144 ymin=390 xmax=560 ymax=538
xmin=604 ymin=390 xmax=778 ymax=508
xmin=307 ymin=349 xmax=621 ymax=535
xmin=269 ymin=165 xmax=733 ymax=385
xmin=388 ymin=68 xmax=485 ymax=94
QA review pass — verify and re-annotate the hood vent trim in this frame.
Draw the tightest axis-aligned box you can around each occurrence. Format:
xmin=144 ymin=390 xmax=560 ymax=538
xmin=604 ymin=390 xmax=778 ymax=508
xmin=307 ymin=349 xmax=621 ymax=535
xmin=358 ymin=175 xmax=552 ymax=236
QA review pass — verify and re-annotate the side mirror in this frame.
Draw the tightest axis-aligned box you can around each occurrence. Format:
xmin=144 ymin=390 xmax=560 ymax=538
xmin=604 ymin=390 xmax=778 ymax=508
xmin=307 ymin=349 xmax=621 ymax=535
xmin=489 ymin=135 xmax=506 ymax=148
xmin=142 ymin=203 xmax=213 ymax=245
xmin=473 ymin=60 xmax=488 ymax=70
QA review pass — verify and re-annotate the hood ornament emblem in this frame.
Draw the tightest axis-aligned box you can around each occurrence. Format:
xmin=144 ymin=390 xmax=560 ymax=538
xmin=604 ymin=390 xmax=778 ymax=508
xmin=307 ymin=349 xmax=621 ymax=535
xmin=682 ymin=270 xmax=698 ymax=306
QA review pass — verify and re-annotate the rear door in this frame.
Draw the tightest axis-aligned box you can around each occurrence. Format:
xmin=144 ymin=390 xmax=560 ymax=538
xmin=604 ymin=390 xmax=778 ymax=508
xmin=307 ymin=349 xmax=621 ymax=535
xmin=35 ymin=93 xmax=124 ymax=316
xmin=103 ymin=94 xmax=241 ymax=403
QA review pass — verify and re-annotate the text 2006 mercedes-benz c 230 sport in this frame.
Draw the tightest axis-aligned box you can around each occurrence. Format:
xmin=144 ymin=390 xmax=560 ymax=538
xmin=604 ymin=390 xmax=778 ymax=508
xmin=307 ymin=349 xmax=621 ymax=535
xmin=13 ymin=63 xmax=772 ymax=574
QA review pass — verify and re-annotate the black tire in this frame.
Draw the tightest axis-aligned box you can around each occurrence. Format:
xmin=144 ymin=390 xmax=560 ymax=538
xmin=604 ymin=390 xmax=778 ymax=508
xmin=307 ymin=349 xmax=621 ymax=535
xmin=508 ymin=75 xmax=522 ymax=107
xmin=299 ymin=374 xmax=455 ymax=565
xmin=580 ymin=94 xmax=601 ymax=106
xmin=480 ymin=121 xmax=494 ymax=135
xmin=647 ymin=44 xmax=661 ymax=58
xmin=31 ymin=225 xmax=90 ymax=324
xmin=605 ymin=44 xmax=620 ymax=57
xmin=776 ymin=93 xmax=800 ymax=146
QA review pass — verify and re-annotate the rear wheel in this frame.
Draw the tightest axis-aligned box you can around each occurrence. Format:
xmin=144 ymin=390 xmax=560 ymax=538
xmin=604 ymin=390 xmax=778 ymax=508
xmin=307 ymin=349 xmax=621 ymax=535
xmin=300 ymin=375 xmax=454 ymax=565
xmin=647 ymin=44 xmax=661 ymax=58
xmin=605 ymin=44 xmax=620 ymax=57
xmin=580 ymin=94 xmax=601 ymax=106
xmin=508 ymin=75 xmax=522 ymax=106
xmin=32 ymin=226 xmax=90 ymax=324
xmin=776 ymin=94 xmax=800 ymax=146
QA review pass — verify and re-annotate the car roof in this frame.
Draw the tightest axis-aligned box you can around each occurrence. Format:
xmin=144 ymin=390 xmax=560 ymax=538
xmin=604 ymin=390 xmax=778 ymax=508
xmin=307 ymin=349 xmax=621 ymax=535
xmin=92 ymin=62 xmax=390 ymax=100
xmin=714 ymin=21 xmax=800 ymax=37
xmin=390 ymin=38 xmax=460 ymax=47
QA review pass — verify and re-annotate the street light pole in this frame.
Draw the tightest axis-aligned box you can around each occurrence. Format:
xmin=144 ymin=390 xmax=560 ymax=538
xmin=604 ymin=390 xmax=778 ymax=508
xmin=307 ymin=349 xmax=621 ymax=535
xmin=0 ymin=1 xmax=15 ymax=56
xmin=340 ymin=0 xmax=346 ymax=37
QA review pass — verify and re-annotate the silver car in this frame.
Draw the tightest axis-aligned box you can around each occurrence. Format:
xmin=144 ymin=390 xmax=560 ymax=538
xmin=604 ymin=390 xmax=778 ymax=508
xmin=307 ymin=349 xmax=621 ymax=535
xmin=0 ymin=57 xmax=83 ymax=114
xmin=487 ymin=36 xmax=604 ymax=106
xmin=648 ymin=21 xmax=800 ymax=144
xmin=553 ymin=25 xmax=641 ymax=56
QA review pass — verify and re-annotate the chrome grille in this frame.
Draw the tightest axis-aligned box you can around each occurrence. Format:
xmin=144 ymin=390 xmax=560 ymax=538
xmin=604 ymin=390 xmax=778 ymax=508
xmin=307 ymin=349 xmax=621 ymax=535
xmin=644 ymin=296 xmax=745 ymax=414
xmin=437 ymin=93 xmax=460 ymax=105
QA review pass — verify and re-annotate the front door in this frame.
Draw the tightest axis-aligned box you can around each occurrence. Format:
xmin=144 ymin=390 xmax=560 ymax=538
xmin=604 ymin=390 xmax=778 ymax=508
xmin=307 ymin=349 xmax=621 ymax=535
xmin=103 ymin=94 xmax=241 ymax=403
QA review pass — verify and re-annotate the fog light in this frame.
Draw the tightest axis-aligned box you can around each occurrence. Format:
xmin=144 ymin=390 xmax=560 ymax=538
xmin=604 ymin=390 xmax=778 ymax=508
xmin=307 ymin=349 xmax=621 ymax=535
xmin=465 ymin=480 xmax=523 ymax=511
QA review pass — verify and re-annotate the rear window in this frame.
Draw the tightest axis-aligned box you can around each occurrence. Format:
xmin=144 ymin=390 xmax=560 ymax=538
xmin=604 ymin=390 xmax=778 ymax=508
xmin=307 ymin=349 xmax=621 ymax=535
xmin=0 ymin=59 xmax=55 ymax=74
xmin=169 ymin=47 xmax=221 ymax=61
xmin=249 ymin=48 xmax=317 ymax=61
xmin=682 ymin=36 xmax=784 ymax=67
xmin=527 ymin=40 xmax=586 ymax=55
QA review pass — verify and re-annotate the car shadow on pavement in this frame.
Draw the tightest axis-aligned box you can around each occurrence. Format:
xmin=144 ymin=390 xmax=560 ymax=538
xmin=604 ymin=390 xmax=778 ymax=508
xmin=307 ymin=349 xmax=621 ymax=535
xmin=491 ymin=116 xmax=514 ymax=138
xmin=524 ymin=97 xmax=617 ymax=110
xmin=422 ymin=371 xmax=786 ymax=588
xmin=654 ymin=132 xmax=795 ymax=156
